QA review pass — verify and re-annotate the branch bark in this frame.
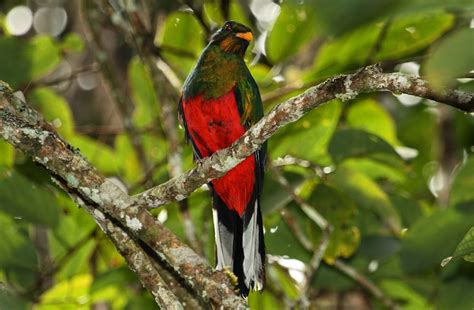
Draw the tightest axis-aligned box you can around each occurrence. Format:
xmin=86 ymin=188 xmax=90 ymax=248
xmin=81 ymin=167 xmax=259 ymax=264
xmin=1 ymin=64 xmax=472 ymax=308
xmin=133 ymin=65 xmax=474 ymax=208
xmin=0 ymin=81 xmax=245 ymax=309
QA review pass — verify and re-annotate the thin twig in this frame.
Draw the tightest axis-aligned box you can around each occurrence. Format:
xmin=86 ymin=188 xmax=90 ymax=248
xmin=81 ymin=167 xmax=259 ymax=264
xmin=31 ymin=64 xmax=100 ymax=88
xmin=270 ymin=167 xmax=396 ymax=309
xmin=281 ymin=209 xmax=313 ymax=251
xmin=269 ymin=164 xmax=329 ymax=231
xmin=272 ymin=155 xmax=326 ymax=178
xmin=269 ymin=165 xmax=332 ymax=309
xmin=81 ymin=0 xmax=152 ymax=175
xmin=28 ymin=229 xmax=98 ymax=297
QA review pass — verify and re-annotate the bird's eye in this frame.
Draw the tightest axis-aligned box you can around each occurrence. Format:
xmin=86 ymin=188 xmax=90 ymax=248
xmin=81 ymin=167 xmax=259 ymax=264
xmin=224 ymin=23 xmax=232 ymax=31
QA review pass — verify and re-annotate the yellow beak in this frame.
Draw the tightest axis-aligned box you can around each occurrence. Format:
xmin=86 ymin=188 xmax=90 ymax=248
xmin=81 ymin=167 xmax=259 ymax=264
xmin=235 ymin=32 xmax=253 ymax=41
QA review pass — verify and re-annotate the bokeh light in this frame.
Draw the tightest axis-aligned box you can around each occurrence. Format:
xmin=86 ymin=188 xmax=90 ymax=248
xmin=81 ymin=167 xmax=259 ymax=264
xmin=6 ymin=6 xmax=33 ymax=36
xmin=33 ymin=7 xmax=68 ymax=37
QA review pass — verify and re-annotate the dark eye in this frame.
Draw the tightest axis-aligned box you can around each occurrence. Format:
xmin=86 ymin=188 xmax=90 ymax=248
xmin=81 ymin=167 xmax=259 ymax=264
xmin=224 ymin=23 xmax=232 ymax=31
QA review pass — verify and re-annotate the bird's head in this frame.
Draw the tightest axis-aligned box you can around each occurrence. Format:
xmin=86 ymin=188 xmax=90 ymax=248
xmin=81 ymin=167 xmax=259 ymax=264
xmin=210 ymin=21 xmax=253 ymax=56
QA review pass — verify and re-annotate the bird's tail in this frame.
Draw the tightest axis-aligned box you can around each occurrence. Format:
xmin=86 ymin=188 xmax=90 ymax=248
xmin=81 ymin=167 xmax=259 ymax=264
xmin=212 ymin=191 xmax=265 ymax=297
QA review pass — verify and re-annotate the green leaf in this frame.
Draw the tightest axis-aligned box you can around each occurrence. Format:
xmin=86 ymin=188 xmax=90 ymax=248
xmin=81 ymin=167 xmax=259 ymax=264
xmin=425 ymin=29 xmax=474 ymax=89
xmin=307 ymin=24 xmax=381 ymax=81
xmin=396 ymin=105 xmax=439 ymax=197
xmin=346 ymin=98 xmax=399 ymax=146
xmin=157 ymin=11 xmax=205 ymax=77
xmin=444 ymin=227 xmax=474 ymax=266
xmin=310 ymin=261 xmax=355 ymax=291
xmin=271 ymin=99 xmax=342 ymax=162
xmin=358 ymin=235 xmax=401 ymax=261
xmin=265 ymin=212 xmax=311 ymax=263
xmin=380 ymin=279 xmax=433 ymax=310
xmin=340 ymin=159 xmax=407 ymax=185
xmin=396 ymin=0 xmax=474 ymax=13
xmin=267 ymin=1 xmax=319 ymax=63
xmin=0 ymin=213 xmax=38 ymax=270
xmin=91 ymin=267 xmax=137 ymax=293
xmin=438 ymin=276 xmax=474 ymax=310
xmin=0 ymin=170 xmax=59 ymax=227
xmin=307 ymin=184 xmax=360 ymax=263
xmin=328 ymin=129 xmax=402 ymax=167
xmin=375 ymin=11 xmax=454 ymax=61
xmin=49 ymin=193 xmax=97 ymax=280
xmin=5 ymin=266 xmax=38 ymax=292
xmin=69 ymin=134 xmax=120 ymax=175
xmin=248 ymin=289 xmax=282 ymax=310
xmin=37 ymin=274 xmax=92 ymax=308
xmin=390 ymin=194 xmax=423 ymax=228
xmin=449 ymin=156 xmax=474 ymax=208
xmin=0 ymin=287 xmax=29 ymax=310
xmin=204 ymin=0 xmax=251 ymax=27
xmin=400 ymin=207 xmax=474 ymax=274
xmin=128 ymin=57 xmax=159 ymax=129
xmin=27 ymin=87 xmax=74 ymax=138
xmin=228 ymin=0 xmax=251 ymax=26
xmin=267 ymin=265 xmax=299 ymax=300
xmin=124 ymin=294 xmax=156 ymax=310
xmin=60 ymin=33 xmax=85 ymax=52
xmin=312 ymin=0 xmax=467 ymax=36
xmin=332 ymin=167 xmax=401 ymax=234
xmin=261 ymin=171 xmax=305 ymax=214
xmin=114 ymin=134 xmax=142 ymax=184
xmin=0 ymin=35 xmax=61 ymax=88
xmin=203 ymin=0 xmax=224 ymax=24
xmin=313 ymin=0 xmax=399 ymax=36
xmin=0 ymin=140 xmax=14 ymax=166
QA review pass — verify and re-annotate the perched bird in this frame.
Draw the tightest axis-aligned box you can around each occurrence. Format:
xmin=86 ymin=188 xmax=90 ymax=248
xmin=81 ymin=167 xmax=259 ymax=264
xmin=178 ymin=21 xmax=266 ymax=296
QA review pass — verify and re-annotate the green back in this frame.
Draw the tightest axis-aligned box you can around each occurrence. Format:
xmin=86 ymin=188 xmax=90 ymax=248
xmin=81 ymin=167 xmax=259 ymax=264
xmin=182 ymin=44 xmax=263 ymax=126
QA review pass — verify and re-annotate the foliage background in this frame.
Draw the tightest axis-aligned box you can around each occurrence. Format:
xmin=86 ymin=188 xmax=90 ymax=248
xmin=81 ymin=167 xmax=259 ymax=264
xmin=0 ymin=0 xmax=473 ymax=309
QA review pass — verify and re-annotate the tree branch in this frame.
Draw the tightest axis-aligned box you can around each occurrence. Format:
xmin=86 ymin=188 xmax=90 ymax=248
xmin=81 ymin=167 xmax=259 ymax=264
xmin=0 ymin=81 xmax=245 ymax=309
xmin=133 ymin=65 xmax=474 ymax=208
xmin=77 ymin=198 xmax=184 ymax=309
xmin=1 ymin=64 xmax=472 ymax=308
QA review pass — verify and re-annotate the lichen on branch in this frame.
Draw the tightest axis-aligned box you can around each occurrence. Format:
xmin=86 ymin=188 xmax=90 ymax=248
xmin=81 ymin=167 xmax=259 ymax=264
xmin=132 ymin=65 xmax=474 ymax=208
xmin=1 ymin=64 xmax=472 ymax=308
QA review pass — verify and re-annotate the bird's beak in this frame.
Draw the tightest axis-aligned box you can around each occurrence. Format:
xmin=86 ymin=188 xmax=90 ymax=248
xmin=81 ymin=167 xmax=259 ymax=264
xmin=235 ymin=32 xmax=253 ymax=41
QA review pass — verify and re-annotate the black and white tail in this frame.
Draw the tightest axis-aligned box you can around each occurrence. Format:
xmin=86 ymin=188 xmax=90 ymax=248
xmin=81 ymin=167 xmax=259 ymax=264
xmin=212 ymin=191 xmax=265 ymax=297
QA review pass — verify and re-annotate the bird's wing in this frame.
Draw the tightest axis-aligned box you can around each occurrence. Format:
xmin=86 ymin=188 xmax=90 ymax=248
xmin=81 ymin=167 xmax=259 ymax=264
xmin=178 ymin=96 xmax=203 ymax=159
xmin=234 ymin=75 xmax=266 ymax=187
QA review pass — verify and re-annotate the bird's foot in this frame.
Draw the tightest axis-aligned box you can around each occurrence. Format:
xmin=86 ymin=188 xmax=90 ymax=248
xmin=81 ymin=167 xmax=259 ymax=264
xmin=223 ymin=267 xmax=239 ymax=290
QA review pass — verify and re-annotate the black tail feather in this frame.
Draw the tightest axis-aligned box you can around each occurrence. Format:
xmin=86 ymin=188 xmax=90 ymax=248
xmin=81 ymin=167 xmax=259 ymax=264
xmin=212 ymin=190 xmax=265 ymax=297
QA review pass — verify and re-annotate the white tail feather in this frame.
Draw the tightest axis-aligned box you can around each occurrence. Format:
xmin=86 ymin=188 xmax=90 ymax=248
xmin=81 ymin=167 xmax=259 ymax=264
xmin=242 ymin=200 xmax=264 ymax=290
xmin=213 ymin=208 xmax=233 ymax=270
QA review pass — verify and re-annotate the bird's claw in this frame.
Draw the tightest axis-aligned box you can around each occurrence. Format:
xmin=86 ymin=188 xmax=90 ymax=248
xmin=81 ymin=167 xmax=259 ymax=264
xmin=223 ymin=267 xmax=239 ymax=290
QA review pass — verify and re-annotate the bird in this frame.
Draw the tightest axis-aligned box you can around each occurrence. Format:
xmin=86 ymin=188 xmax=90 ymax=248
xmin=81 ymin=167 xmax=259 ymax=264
xmin=178 ymin=21 xmax=266 ymax=297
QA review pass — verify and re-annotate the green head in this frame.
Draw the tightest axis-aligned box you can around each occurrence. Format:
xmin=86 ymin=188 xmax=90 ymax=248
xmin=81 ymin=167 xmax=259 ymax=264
xmin=209 ymin=21 xmax=253 ymax=57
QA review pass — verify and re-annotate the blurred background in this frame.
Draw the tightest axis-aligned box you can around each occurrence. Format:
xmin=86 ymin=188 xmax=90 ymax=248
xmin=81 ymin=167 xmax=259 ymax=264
xmin=0 ymin=0 xmax=473 ymax=309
